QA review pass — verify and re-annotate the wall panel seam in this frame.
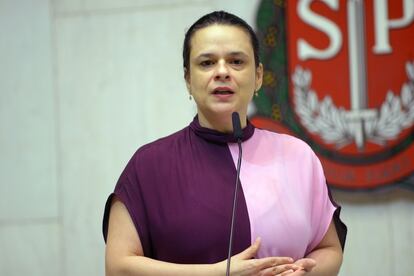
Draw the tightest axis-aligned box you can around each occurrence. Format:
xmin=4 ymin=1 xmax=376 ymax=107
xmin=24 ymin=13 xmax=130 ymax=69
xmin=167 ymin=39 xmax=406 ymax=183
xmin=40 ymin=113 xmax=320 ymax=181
xmin=54 ymin=0 xmax=211 ymax=19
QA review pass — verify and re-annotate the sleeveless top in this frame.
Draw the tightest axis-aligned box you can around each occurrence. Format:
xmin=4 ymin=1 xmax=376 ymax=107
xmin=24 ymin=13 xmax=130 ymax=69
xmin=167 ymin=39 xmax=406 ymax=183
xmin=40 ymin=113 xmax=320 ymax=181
xmin=102 ymin=116 xmax=347 ymax=263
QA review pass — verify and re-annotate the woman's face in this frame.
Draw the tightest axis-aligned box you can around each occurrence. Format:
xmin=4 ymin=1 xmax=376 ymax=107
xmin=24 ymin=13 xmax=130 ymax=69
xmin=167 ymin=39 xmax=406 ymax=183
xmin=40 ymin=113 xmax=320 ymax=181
xmin=185 ymin=24 xmax=263 ymax=124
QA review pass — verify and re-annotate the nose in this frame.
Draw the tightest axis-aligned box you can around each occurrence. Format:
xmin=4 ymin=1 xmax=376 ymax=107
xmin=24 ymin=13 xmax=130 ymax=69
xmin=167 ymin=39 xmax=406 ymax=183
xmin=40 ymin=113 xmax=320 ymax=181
xmin=214 ymin=60 xmax=230 ymax=81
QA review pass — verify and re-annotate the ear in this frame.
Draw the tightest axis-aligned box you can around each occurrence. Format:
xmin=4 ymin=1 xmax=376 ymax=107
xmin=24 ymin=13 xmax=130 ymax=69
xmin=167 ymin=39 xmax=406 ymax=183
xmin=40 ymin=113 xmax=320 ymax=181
xmin=184 ymin=68 xmax=191 ymax=92
xmin=255 ymin=63 xmax=264 ymax=91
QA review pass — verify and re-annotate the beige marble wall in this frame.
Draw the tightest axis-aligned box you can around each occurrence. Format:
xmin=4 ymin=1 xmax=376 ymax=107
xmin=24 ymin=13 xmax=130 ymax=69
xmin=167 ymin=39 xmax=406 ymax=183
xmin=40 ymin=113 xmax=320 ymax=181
xmin=55 ymin=3 xmax=209 ymax=275
xmin=1 ymin=0 xmax=413 ymax=275
xmin=333 ymin=189 xmax=414 ymax=276
xmin=0 ymin=0 xmax=58 ymax=221
xmin=0 ymin=0 xmax=62 ymax=275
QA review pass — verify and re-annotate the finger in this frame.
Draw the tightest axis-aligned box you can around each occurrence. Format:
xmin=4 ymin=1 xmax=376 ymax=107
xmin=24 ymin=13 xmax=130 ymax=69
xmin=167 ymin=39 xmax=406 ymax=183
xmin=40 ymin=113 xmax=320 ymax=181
xmin=295 ymin=258 xmax=316 ymax=271
xmin=255 ymin=256 xmax=294 ymax=270
xmin=261 ymin=264 xmax=301 ymax=275
xmin=233 ymin=237 xmax=261 ymax=260
xmin=263 ymin=256 xmax=294 ymax=266
xmin=286 ymin=269 xmax=306 ymax=276
xmin=278 ymin=269 xmax=294 ymax=276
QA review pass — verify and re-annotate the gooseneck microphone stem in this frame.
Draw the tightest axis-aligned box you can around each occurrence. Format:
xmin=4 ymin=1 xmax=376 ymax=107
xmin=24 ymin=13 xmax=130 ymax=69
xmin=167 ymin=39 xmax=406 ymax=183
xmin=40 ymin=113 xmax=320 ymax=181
xmin=226 ymin=112 xmax=244 ymax=276
xmin=225 ymin=139 xmax=242 ymax=276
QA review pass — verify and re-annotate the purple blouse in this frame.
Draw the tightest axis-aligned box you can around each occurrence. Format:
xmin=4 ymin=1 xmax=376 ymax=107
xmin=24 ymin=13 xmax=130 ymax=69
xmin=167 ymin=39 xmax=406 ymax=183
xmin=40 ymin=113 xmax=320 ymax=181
xmin=102 ymin=116 xmax=346 ymax=263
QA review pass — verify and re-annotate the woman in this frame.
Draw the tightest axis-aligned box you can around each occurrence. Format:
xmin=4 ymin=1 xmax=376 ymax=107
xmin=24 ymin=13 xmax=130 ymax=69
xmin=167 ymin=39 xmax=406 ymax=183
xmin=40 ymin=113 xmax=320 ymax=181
xmin=103 ymin=11 xmax=346 ymax=276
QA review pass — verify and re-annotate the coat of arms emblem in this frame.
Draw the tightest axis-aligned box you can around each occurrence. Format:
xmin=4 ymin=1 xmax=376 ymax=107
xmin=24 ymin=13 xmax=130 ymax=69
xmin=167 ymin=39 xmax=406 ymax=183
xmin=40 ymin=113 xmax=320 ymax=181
xmin=253 ymin=0 xmax=414 ymax=190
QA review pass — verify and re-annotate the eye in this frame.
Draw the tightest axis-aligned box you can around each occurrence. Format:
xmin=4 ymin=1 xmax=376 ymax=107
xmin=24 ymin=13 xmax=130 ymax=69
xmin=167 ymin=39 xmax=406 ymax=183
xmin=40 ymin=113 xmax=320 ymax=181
xmin=200 ymin=60 xmax=215 ymax=67
xmin=230 ymin=59 xmax=244 ymax=66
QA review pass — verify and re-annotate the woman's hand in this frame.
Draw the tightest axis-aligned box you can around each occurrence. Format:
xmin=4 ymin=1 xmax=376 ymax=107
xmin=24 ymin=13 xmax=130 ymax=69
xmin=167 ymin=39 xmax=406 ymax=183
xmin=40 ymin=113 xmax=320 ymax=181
xmin=294 ymin=258 xmax=316 ymax=272
xmin=278 ymin=258 xmax=317 ymax=276
xmin=215 ymin=238 xmax=303 ymax=276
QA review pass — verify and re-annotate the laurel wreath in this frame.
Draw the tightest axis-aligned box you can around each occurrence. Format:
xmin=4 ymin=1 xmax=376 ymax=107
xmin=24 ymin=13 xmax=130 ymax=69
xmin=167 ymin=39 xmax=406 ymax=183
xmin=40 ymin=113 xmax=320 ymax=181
xmin=292 ymin=60 xmax=414 ymax=148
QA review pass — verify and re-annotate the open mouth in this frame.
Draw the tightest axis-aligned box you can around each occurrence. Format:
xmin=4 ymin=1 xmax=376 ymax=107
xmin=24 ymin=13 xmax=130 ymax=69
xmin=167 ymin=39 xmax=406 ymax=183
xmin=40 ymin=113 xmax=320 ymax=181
xmin=213 ymin=90 xmax=234 ymax=95
xmin=212 ymin=87 xmax=235 ymax=95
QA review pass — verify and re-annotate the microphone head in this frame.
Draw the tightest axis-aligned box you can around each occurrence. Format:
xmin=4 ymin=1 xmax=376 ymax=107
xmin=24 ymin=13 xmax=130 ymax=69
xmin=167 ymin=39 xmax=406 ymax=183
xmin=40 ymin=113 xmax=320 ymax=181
xmin=231 ymin=112 xmax=243 ymax=140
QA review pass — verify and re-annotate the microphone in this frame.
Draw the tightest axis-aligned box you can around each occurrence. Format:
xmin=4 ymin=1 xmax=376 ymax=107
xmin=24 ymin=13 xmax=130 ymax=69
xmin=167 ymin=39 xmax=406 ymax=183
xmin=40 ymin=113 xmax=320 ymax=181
xmin=231 ymin=112 xmax=243 ymax=141
xmin=226 ymin=112 xmax=243 ymax=276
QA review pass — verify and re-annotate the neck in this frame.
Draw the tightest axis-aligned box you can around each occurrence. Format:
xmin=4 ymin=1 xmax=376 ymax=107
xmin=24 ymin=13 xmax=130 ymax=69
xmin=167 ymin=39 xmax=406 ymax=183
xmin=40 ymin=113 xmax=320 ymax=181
xmin=197 ymin=110 xmax=247 ymax=133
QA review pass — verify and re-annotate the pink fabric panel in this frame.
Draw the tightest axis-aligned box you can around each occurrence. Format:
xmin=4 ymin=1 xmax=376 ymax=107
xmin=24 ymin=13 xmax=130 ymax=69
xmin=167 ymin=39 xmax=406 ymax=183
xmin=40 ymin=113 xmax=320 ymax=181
xmin=228 ymin=129 xmax=336 ymax=260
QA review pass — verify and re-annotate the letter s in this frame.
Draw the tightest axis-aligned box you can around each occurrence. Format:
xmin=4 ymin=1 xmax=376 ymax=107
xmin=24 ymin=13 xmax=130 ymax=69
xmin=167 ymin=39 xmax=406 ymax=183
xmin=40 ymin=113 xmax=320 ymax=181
xmin=297 ymin=0 xmax=342 ymax=61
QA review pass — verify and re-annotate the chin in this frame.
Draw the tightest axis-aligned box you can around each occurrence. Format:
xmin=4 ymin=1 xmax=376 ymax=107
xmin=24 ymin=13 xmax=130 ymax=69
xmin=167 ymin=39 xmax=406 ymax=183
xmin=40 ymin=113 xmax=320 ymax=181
xmin=208 ymin=105 xmax=237 ymax=116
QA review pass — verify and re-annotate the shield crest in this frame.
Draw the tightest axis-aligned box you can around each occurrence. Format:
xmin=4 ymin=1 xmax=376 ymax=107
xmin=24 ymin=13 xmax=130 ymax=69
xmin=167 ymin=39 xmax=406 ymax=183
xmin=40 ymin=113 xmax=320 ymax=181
xmin=253 ymin=0 xmax=414 ymax=190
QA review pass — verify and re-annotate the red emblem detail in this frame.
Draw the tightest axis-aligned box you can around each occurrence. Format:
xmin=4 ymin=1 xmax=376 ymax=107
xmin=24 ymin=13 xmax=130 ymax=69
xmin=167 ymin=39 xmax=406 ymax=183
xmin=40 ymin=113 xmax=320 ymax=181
xmin=258 ymin=0 xmax=414 ymax=189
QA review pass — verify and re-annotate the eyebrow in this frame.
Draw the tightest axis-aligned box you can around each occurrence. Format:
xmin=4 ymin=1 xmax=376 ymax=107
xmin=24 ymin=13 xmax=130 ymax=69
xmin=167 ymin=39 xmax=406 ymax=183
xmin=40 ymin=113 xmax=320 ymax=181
xmin=195 ymin=51 xmax=249 ymax=59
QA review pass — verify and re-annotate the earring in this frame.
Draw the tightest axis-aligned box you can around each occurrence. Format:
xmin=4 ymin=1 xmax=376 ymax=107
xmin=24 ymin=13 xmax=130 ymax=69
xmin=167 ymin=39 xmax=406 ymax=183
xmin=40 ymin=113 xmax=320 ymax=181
xmin=189 ymin=94 xmax=192 ymax=100
xmin=254 ymin=91 xmax=259 ymax=97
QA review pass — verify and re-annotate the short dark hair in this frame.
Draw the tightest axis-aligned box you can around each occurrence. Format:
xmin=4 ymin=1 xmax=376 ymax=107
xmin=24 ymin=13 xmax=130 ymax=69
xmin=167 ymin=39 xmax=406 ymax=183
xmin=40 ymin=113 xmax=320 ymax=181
xmin=183 ymin=11 xmax=260 ymax=76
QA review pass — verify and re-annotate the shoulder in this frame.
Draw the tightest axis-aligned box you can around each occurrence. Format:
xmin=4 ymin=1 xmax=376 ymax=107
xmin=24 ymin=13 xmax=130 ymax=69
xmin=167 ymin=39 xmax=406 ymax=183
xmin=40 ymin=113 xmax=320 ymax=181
xmin=141 ymin=126 xmax=188 ymax=151
xmin=133 ymin=127 xmax=188 ymax=159
xmin=130 ymin=126 xmax=189 ymax=165
xmin=253 ymin=128 xmax=315 ymax=158
xmin=118 ymin=126 xmax=189 ymax=181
